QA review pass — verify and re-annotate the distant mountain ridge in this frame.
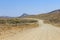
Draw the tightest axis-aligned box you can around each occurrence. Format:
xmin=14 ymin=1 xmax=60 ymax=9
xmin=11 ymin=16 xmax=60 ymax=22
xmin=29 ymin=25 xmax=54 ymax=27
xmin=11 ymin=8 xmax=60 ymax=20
xmin=19 ymin=9 xmax=60 ymax=18
xmin=20 ymin=13 xmax=29 ymax=17
xmin=0 ymin=16 xmax=12 ymax=18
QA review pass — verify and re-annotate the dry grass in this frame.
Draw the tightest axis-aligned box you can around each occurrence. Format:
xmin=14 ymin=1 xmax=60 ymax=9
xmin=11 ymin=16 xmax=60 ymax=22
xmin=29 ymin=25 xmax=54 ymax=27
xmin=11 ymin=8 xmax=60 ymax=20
xmin=0 ymin=23 xmax=38 ymax=36
xmin=0 ymin=18 xmax=39 ymax=39
xmin=0 ymin=23 xmax=38 ymax=40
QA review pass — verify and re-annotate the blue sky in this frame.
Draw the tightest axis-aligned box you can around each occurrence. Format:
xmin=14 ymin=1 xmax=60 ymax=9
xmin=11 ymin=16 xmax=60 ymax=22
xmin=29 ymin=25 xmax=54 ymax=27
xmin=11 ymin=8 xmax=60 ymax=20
xmin=0 ymin=0 xmax=60 ymax=17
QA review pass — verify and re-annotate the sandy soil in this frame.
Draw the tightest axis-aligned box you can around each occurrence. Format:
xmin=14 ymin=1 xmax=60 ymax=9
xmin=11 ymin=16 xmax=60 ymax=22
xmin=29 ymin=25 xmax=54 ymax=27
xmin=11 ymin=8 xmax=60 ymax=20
xmin=1 ymin=19 xmax=60 ymax=40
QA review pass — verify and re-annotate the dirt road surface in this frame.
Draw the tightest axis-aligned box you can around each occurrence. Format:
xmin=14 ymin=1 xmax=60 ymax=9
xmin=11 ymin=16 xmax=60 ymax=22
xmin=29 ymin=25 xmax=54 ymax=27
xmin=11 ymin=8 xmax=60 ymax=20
xmin=1 ymin=19 xmax=60 ymax=40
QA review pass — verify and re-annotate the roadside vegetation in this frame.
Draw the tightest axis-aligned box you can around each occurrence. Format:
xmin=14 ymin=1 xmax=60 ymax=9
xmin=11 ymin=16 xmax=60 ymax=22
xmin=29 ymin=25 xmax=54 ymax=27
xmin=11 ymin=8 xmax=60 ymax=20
xmin=0 ymin=18 xmax=38 ymax=35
